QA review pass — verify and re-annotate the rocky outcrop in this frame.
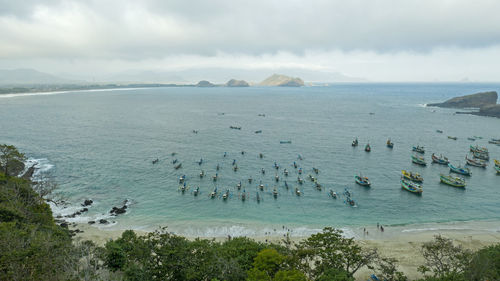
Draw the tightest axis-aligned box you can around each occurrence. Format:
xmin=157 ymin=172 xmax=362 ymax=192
xmin=428 ymin=91 xmax=497 ymax=108
xmin=470 ymin=104 xmax=500 ymax=118
xmin=21 ymin=164 xmax=36 ymax=180
xmin=225 ymin=79 xmax=249 ymax=87
xmin=259 ymin=74 xmax=304 ymax=87
xmin=109 ymin=199 xmax=129 ymax=216
xmin=196 ymin=80 xmax=216 ymax=87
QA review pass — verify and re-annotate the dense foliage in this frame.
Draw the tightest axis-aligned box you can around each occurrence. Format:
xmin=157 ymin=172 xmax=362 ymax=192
xmin=0 ymin=144 xmax=499 ymax=280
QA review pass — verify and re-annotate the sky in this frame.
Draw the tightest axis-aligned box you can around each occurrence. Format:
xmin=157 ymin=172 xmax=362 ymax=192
xmin=1 ymin=0 xmax=500 ymax=83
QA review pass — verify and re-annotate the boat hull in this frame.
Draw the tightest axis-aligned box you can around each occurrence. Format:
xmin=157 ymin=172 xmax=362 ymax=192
xmin=401 ymin=179 xmax=423 ymax=194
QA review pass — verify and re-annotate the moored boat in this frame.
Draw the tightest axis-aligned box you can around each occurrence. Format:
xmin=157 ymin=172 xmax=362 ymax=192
xmin=401 ymin=178 xmax=423 ymax=194
xmin=352 ymin=138 xmax=358 ymax=147
xmin=174 ymin=163 xmax=182 ymax=169
xmin=470 ymin=145 xmax=488 ymax=154
xmin=473 ymin=151 xmax=489 ymax=161
xmin=412 ymin=146 xmax=425 ymax=154
xmin=495 ymin=165 xmax=500 ymax=174
xmin=193 ymin=186 xmax=199 ymax=196
xmin=411 ymin=155 xmax=427 ymax=166
xmin=329 ymin=190 xmax=337 ymax=199
xmin=401 ymin=170 xmax=423 ymax=182
xmin=448 ymin=136 xmax=457 ymax=140
xmin=436 ymin=130 xmax=443 ymax=133
xmin=280 ymin=140 xmax=292 ymax=144
xmin=273 ymin=188 xmax=278 ymax=198
xmin=365 ymin=143 xmax=371 ymax=152
xmin=465 ymin=155 xmax=487 ymax=168
xmin=431 ymin=153 xmax=449 ymax=165
xmin=355 ymin=174 xmax=371 ymax=186
xmin=439 ymin=174 xmax=466 ymax=188
xmin=210 ymin=187 xmax=217 ymax=198
xmin=295 ymin=187 xmax=301 ymax=196
xmin=387 ymin=139 xmax=394 ymax=148
xmin=448 ymin=163 xmax=471 ymax=176
xmin=494 ymin=159 xmax=500 ymax=167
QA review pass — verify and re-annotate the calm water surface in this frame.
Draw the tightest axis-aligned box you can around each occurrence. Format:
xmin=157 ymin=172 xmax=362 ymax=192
xmin=1 ymin=84 xmax=499 ymax=237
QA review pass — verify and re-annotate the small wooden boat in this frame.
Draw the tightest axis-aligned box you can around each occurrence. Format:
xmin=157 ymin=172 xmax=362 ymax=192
xmin=365 ymin=143 xmax=371 ymax=152
xmin=210 ymin=187 xmax=217 ymax=198
xmin=284 ymin=169 xmax=289 ymax=176
xmin=489 ymin=140 xmax=500 ymax=145
xmin=412 ymin=146 xmax=425 ymax=154
xmin=233 ymin=165 xmax=238 ymax=171
xmin=261 ymin=168 xmax=265 ymax=174
xmin=174 ymin=163 xmax=182 ymax=169
xmin=179 ymin=183 xmax=188 ymax=193
xmin=216 ymin=164 xmax=220 ymax=171
xmin=259 ymin=182 xmax=264 ymax=190
xmin=467 ymin=137 xmax=476 ymax=141
xmin=273 ymin=188 xmax=278 ymax=198
xmin=355 ymin=174 xmax=371 ymax=186
xmin=241 ymin=190 xmax=246 ymax=201
xmin=448 ymin=163 xmax=471 ymax=176
xmin=440 ymin=174 xmax=466 ymax=188
xmin=411 ymin=155 xmax=427 ymax=166
xmin=297 ymin=177 xmax=304 ymax=184
xmin=352 ymin=138 xmax=358 ymax=147
xmin=470 ymin=145 xmax=488 ymax=154
xmin=401 ymin=178 xmax=423 ymax=194
xmin=401 ymin=170 xmax=423 ymax=183
xmin=494 ymin=159 xmax=500 ymax=167
xmin=198 ymin=158 xmax=203 ymax=165
xmin=495 ymin=165 xmax=500 ymax=174
xmin=199 ymin=170 xmax=205 ymax=178
xmin=229 ymin=126 xmax=241 ymax=130
xmin=275 ymin=175 xmax=279 ymax=182
xmin=448 ymin=136 xmax=457 ymax=140
xmin=280 ymin=140 xmax=292 ymax=144
xmin=295 ymin=188 xmax=301 ymax=196
xmin=345 ymin=197 xmax=357 ymax=207
xmin=465 ymin=155 xmax=487 ymax=168
xmin=298 ymin=168 xmax=303 ymax=174
xmin=436 ymin=130 xmax=443 ymax=133
xmin=313 ymin=167 xmax=319 ymax=174
xmin=293 ymin=162 xmax=298 ymax=168
xmin=256 ymin=192 xmax=261 ymax=203
xmin=248 ymin=177 xmax=253 ymax=183
xmin=212 ymin=173 xmax=218 ymax=181
xmin=255 ymin=130 xmax=262 ymax=134
xmin=431 ymin=153 xmax=449 ymax=165
xmin=193 ymin=186 xmax=199 ymax=196
xmin=172 ymin=159 xmax=178 ymax=164
xmin=473 ymin=151 xmax=489 ymax=161
xmin=179 ymin=175 xmax=186 ymax=183
xmin=284 ymin=181 xmax=289 ymax=189
xmin=259 ymin=153 xmax=264 ymax=158
xmin=152 ymin=158 xmax=159 ymax=164
xmin=308 ymin=174 xmax=316 ymax=182
xmin=315 ymin=182 xmax=322 ymax=190
xmin=329 ymin=190 xmax=337 ymax=199
xmin=387 ymin=139 xmax=394 ymax=148
xmin=236 ymin=181 xmax=242 ymax=190
xmin=222 ymin=189 xmax=229 ymax=200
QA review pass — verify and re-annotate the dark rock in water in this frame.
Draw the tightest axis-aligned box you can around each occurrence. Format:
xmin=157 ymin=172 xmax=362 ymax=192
xmin=99 ymin=219 xmax=108 ymax=224
xmin=82 ymin=199 xmax=93 ymax=206
xmin=60 ymin=222 xmax=68 ymax=228
xmin=428 ymin=91 xmax=497 ymax=109
xmin=226 ymin=79 xmax=249 ymax=87
xmin=109 ymin=201 xmax=128 ymax=216
xmin=56 ymin=215 xmax=62 ymax=218
xmin=21 ymin=165 xmax=36 ymax=180
xmin=81 ymin=208 xmax=88 ymax=212
xmin=469 ymin=104 xmax=500 ymax=118
xmin=88 ymin=220 xmax=95 ymax=224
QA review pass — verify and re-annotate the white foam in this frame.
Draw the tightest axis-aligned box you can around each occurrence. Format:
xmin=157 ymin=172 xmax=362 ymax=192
xmin=22 ymin=158 xmax=54 ymax=179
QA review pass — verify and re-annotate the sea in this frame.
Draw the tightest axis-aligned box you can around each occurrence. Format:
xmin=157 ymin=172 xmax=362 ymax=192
xmin=1 ymin=83 xmax=499 ymax=238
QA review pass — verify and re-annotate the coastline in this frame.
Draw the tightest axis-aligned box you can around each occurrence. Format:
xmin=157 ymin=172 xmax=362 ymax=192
xmin=70 ymin=220 xmax=500 ymax=280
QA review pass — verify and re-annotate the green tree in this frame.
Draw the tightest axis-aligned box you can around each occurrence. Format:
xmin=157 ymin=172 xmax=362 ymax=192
xmin=418 ymin=235 xmax=472 ymax=279
xmin=297 ymin=227 xmax=378 ymax=279
xmin=273 ymin=269 xmax=307 ymax=281
xmin=247 ymin=248 xmax=285 ymax=281
xmin=465 ymin=243 xmax=500 ymax=280
xmin=374 ymin=256 xmax=408 ymax=281
xmin=0 ymin=144 xmax=26 ymax=177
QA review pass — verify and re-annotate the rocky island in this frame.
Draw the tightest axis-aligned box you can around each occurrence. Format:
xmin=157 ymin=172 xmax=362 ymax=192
xmin=427 ymin=91 xmax=500 ymax=118
xmin=225 ymin=79 xmax=249 ymax=87
xmin=259 ymin=74 xmax=304 ymax=87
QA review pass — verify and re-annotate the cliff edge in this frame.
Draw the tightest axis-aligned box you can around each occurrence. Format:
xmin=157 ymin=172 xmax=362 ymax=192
xmin=427 ymin=91 xmax=497 ymax=108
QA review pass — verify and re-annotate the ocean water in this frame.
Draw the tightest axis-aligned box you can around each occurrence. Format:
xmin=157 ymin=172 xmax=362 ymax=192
xmin=1 ymin=83 xmax=499 ymax=237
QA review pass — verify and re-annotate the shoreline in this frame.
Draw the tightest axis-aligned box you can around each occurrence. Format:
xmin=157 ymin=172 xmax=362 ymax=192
xmin=70 ymin=220 xmax=500 ymax=280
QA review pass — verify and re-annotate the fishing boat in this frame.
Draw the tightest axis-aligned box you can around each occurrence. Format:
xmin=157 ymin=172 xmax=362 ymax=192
xmin=470 ymin=145 xmax=488 ymax=154
xmin=193 ymin=186 xmax=199 ymax=196
xmin=261 ymin=168 xmax=265 ymax=174
xmin=210 ymin=187 xmax=217 ymax=198
xmin=229 ymin=126 xmax=241 ymax=130
xmin=315 ymin=181 xmax=322 ymax=190
xmin=467 ymin=137 xmax=476 ymax=141
xmin=256 ymin=192 xmax=261 ymax=203
xmin=273 ymin=188 xmax=278 ymax=198
xmin=494 ymin=159 xmax=500 ymax=167
xmin=352 ymin=138 xmax=359 ymax=147
xmin=258 ymin=181 xmax=264 ymax=190
xmin=295 ymin=188 xmax=301 ymax=196
xmin=283 ymin=169 xmax=289 ymax=176
xmin=280 ymin=140 xmax=292 ymax=144
xmin=313 ymin=167 xmax=319 ymax=174
xmin=233 ymin=165 xmax=238 ymax=171
xmin=199 ymin=170 xmax=205 ymax=178
xmin=236 ymin=181 xmax=242 ymax=190
xmin=355 ymin=174 xmax=371 ymax=186
xmin=495 ymin=166 xmax=500 ymax=174
xmin=473 ymin=151 xmax=489 ymax=161
xmin=411 ymin=155 xmax=427 ymax=166
xmin=329 ymin=190 xmax=337 ymax=199
xmin=365 ymin=143 xmax=371 ymax=152
xmin=255 ymin=130 xmax=262 ymax=134
xmin=297 ymin=177 xmax=304 ymax=184
xmin=248 ymin=177 xmax=253 ymax=183
xmin=465 ymin=155 xmax=487 ymax=168
xmin=152 ymin=158 xmax=159 ymax=164
xmin=172 ymin=159 xmax=178 ymax=164
xmin=198 ymin=158 xmax=203 ymax=165
xmin=174 ymin=163 xmax=182 ymax=169
xmin=293 ymin=162 xmax=298 ymax=168
xmin=179 ymin=175 xmax=186 ymax=183
xmin=284 ymin=181 xmax=289 ymax=189
xmin=179 ymin=183 xmax=188 ymax=193
xmin=436 ymin=130 xmax=443 ymax=133
xmin=216 ymin=164 xmax=220 ymax=171
xmin=431 ymin=153 xmax=449 ymax=165
xmin=387 ymin=139 xmax=394 ymax=148
xmin=259 ymin=153 xmax=264 ymax=158
xmin=222 ymin=189 xmax=229 ymax=200
xmin=275 ymin=175 xmax=279 ymax=182
xmin=401 ymin=178 xmax=423 ymax=194
xmin=298 ymin=168 xmax=303 ymax=174
xmin=308 ymin=174 xmax=316 ymax=182
xmin=212 ymin=173 xmax=218 ymax=181
xmin=489 ymin=140 xmax=500 ymax=145
xmin=412 ymin=146 xmax=425 ymax=154
xmin=440 ymin=174 xmax=466 ymax=188
xmin=448 ymin=163 xmax=471 ymax=176
xmin=241 ymin=190 xmax=246 ymax=201
xmin=401 ymin=170 xmax=424 ymax=182
xmin=448 ymin=136 xmax=458 ymax=140
xmin=343 ymin=188 xmax=351 ymax=197
xmin=345 ymin=197 xmax=357 ymax=207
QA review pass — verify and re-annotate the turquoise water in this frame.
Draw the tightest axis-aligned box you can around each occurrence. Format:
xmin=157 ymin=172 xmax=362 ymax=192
xmin=1 ymin=84 xmax=499 ymax=237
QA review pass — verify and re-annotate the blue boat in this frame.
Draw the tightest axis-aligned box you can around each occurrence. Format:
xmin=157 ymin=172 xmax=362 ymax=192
xmin=448 ymin=163 xmax=471 ymax=176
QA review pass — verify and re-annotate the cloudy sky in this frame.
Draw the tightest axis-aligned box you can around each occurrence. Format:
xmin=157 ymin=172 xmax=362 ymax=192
xmin=1 ymin=0 xmax=500 ymax=82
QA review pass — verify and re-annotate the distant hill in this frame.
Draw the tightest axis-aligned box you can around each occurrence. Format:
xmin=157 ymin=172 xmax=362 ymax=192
xmin=196 ymin=80 xmax=217 ymax=87
xmin=259 ymin=74 xmax=304 ymax=87
xmin=427 ymin=91 xmax=498 ymax=108
xmin=226 ymin=79 xmax=249 ymax=87
xmin=0 ymin=69 xmax=76 ymax=85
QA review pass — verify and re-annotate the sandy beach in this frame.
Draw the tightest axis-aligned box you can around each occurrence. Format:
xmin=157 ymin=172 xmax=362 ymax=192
xmin=70 ymin=220 xmax=500 ymax=280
